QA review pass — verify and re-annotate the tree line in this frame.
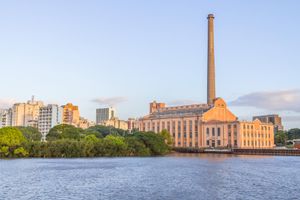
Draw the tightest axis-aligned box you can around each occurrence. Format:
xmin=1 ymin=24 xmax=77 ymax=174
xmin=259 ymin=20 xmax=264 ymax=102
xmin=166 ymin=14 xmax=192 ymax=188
xmin=275 ymin=128 xmax=300 ymax=146
xmin=0 ymin=125 xmax=172 ymax=158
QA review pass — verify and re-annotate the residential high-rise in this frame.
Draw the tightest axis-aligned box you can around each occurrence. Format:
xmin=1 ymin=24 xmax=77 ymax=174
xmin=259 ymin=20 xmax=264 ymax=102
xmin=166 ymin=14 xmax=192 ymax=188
xmin=11 ymin=97 xmax=44 ymax=127
xmin=96 ymin=107 xmax=115 ymax=124
xmin=207 ymin=14 xmax=216 ymax=105
xmin=0 ymin=109 xmax=12 ymax=127
xmin=38 ymin=104 xmax=63 ymax=141
xmin=62 ymin=103 xmax=80 ymax=126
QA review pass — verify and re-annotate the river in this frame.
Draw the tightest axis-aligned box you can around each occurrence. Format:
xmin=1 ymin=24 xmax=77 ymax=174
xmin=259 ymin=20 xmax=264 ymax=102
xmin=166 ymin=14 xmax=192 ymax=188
xmin=0 ymin=153 xmax=299 ymax=200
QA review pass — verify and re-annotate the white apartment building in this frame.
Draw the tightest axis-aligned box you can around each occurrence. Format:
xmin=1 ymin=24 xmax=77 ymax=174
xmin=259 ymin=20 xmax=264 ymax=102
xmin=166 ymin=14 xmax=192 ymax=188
xmin=96 ymin=107 xmax=115 ymax=124
xmin=38 ymin=104 xmax=63 ymax=141
xmin=0 ymin=109 xmax=12 ymax=128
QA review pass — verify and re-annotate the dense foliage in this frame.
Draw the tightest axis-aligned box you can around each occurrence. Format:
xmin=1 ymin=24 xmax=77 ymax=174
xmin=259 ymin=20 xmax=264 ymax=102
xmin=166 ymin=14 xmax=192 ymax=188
xmin=0 ymin=125 xmax=170 ymax=158
xmin=275 ymin=129 xmax=300 ymax=146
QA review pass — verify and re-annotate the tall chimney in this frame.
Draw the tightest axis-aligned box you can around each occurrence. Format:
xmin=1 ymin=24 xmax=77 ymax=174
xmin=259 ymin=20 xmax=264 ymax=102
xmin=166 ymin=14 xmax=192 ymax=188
xmin=207 ymin=14 xmax=216 ymax=105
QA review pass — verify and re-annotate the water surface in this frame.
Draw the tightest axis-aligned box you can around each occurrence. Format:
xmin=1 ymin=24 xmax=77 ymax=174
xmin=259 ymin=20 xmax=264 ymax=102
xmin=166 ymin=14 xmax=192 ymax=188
xmin=1 ymin=153 xmax=299 ymax=200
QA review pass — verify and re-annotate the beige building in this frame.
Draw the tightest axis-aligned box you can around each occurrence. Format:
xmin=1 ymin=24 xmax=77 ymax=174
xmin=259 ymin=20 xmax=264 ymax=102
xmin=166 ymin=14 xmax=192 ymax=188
xmin=139 ymin=98 xmax=274 ymax=149
xmin=100 ymin=117 xmax=128 ymax=130
xmin=11 ymin=97 xmax=44 ymax=127
xmin=78 ymin=117 xmax=95 ymax=129
xmin=62 ymin=103 xmax=80 ymax=126
xmin=138 ymin=14 xmax=274 ymax=149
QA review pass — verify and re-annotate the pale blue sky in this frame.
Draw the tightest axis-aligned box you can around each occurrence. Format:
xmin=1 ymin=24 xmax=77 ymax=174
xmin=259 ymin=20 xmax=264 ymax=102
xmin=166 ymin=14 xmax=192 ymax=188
xmin=0 ymin=0 xmax=299 ymax=129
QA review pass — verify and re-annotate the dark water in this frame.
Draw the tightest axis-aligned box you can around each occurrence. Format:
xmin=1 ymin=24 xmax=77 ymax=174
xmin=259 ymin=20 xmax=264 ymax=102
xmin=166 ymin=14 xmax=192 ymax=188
xmin=1 ymin=154 xmax=300 ymax=200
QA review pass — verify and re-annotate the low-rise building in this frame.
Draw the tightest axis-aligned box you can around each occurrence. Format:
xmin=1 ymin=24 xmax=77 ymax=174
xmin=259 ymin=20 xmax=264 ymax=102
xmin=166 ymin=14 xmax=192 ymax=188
xmin=139 ymin=98 xmax=274 ymax=149
xmin=100 ymin=117 xmax=128 ymax=130
xmin=78 ymin=117 xmax=95 ymax=129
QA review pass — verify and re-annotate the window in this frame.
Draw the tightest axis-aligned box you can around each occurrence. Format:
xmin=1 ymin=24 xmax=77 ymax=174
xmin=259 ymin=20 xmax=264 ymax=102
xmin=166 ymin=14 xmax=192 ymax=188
xmin=206 ymin=140 xmax=210 ymax=146
xmin=184 ymin=133 xmax=186 ymax=138
xmin=206 ymin=128 xmax=209 ymax=136
xmin=178 ymin=133 xmax=181 ymax=138
xmin=178 ymin=121 xmax=181 ymax=133
xmin=190 ymin=133 xmax=192 ymax=138
xmin=183 ymin=120 xmax=187 ymax=133
xmin=212 ymin=128 xmax=215 ymax=136
xmin=234 ymin=140 xmax=237 ymax=146
xmin=217 ymin=128 xmax=221 ymax=137
xmin=217 ymin=140 xmax=221 ymax=145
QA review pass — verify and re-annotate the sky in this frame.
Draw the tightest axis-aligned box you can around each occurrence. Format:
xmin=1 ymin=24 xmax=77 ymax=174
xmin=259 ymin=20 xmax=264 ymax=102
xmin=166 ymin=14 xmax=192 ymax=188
xmin=0 ymin=0 xmax=299 ymax=129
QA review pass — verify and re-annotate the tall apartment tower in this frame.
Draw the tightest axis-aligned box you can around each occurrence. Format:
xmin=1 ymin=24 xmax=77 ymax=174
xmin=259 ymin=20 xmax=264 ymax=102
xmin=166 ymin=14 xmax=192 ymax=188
xmin=96 ymin=107 xmax=115 ymax=124
xmin=11 ymin=97 xmax=44 ymax=127
xmin=62 ymin=103 xmax=80 ymax=126
xmin=38 ymin=104 xmax=63 ymax=141
xmin=207 ymin=14 xmax=216 ymax=105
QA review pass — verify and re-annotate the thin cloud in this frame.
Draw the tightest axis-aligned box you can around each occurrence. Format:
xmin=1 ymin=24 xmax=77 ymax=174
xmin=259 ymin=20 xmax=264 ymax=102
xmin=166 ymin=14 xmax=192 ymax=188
xmin=92 ymin=96 xmax=128 ymax=106
xmin=168 ymin=99 xmax=200 ymax=106
xmin=0 ymin=99 xmax=15 ymax=108
xmin=229 ymin=89 xmax=300 ymax=112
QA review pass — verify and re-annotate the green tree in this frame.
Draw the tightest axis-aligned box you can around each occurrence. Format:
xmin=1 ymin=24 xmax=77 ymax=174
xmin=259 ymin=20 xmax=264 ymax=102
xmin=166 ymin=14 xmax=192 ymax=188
xmin=17 ymin=126 xmax=42 ymax=141
xmin=102 ymin=135 xmax=128 ymax=156
xmin=0 ymin=127 xmax=28 ymax=157
xmin=125 ymin=136 xmax=150 ymax=156
xmin=275 ymin=130 xmax=288 ymax=146
xmin=134 ymin=131 xmax=169 ymax=155
xmin=160 ymin=129 xmax=173 ymax=146
xmin=287 ymin=128 xmax=300 ymax=140
xmin=47 ymin=124 xmax=83 ymax=141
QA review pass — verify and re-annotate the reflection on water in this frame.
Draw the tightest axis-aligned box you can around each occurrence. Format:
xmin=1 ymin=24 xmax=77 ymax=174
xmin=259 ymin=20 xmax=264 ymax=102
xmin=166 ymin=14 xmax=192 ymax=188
xmin=169 ymin=152 xmax=274 ymax=161
xmin=1 ymin=155 xmax=300 ymax=200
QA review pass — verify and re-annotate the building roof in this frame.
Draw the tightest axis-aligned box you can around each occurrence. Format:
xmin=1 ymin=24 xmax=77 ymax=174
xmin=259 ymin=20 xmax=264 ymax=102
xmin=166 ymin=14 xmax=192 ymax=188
xmin=142 ymin=104 xmax=211 ymax=120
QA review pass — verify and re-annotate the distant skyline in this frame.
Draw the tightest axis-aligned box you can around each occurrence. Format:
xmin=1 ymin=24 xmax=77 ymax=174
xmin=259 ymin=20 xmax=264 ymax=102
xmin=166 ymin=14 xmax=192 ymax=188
xmin=0 ymin=1 xmax=299 ymax=129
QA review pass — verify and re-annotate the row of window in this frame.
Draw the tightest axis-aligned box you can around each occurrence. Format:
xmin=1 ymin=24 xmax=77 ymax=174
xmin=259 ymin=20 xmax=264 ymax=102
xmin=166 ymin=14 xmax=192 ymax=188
xmin=206 ymin=127 xmax=237 ymax=137
xmin=243 ymin=124 xmax=271 ymax=131
xmin=145 ymin=120 xmax=199 ymax=133
xmin=206 ymin=139 xmax=238 ymax=147
xmin=176 ymin=133 xmax=199 ymax=139
xmin=177 ymin=141 xmax=199 ymax=147
xmin=243 ymin=133 xmax=271 ymax=138
xmin=243 ymin=140 xmax=271 ymax=147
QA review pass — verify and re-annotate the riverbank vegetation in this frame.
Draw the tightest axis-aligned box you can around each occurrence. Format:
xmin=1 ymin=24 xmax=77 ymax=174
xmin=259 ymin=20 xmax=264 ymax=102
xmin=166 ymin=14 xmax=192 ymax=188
xmin=0 ymin=125 xmax=171 ymax=158
xmin=275 ymin=129 xmax=300 ymax=146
